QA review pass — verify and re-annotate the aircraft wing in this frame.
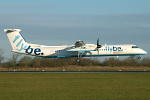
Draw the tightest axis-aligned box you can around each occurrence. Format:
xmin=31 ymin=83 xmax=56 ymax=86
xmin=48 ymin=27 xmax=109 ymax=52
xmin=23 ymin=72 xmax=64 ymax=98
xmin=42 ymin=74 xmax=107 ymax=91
xmin=66 ymin=47 xmax=95 ymax=53
xmin=66 ymin=40 xmax=96 ymax=53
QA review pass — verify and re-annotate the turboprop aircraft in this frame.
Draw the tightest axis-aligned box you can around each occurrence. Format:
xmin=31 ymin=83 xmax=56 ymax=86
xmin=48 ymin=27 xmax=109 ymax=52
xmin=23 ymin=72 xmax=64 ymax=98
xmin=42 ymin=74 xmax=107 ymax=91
xmin=4 ymin=29 xmax=147 ymax=62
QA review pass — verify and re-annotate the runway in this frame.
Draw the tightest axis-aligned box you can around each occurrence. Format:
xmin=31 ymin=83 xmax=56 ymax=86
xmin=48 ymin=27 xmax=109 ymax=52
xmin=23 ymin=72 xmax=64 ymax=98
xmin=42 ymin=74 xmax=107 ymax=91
xmin=0 ymin=71 xmax=150 ymax=73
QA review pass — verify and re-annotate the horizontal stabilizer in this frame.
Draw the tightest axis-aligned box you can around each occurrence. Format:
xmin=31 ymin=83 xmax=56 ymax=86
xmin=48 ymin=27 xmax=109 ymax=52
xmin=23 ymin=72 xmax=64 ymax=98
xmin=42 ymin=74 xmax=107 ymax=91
xmin=4 ymin=29 xmax=21 ymax=33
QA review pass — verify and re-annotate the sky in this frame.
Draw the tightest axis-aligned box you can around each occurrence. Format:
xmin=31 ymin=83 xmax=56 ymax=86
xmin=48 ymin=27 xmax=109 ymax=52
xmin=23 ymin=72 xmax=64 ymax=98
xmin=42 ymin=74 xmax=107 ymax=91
xmin=0 ymin=0 xmax=150 ymax=61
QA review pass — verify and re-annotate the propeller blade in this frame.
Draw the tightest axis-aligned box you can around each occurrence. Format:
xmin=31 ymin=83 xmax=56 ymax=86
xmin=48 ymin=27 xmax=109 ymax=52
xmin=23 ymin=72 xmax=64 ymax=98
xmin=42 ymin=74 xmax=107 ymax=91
xmin=96 ymin=38 xmax=101 ymax=55
xmin=97 ymin=38 xmax=102 ymax=48
xmin=97 ymin=38 xmax=99 ymax=46
xmin=97 ymin=48 xmax=99 ymax=54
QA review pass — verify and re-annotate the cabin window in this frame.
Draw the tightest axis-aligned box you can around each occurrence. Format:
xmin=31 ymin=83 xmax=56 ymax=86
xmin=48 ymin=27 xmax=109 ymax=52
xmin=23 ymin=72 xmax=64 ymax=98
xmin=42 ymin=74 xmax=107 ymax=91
xmin=55 ymin=49 xmax=65 ymax=52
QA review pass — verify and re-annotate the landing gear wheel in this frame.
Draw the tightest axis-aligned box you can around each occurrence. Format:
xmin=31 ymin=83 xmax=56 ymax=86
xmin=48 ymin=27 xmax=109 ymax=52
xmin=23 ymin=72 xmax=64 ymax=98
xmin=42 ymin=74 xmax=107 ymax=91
xmin=138 ymin=56 xmax=141 ymax=60
xmin=77 ymin=59 xmax=80 ymax=63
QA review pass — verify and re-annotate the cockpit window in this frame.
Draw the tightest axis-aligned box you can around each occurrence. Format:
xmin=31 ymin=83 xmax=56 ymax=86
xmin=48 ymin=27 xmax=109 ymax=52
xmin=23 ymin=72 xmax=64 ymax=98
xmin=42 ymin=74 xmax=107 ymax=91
xmin=132 ymin=46 xmax=139 ymax=48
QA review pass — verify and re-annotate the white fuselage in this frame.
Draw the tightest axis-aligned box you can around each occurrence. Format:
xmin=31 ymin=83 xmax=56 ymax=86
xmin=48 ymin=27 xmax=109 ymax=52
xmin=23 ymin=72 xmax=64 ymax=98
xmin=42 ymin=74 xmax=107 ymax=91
xmin=12 ymin=44 xmax=147 ymax=58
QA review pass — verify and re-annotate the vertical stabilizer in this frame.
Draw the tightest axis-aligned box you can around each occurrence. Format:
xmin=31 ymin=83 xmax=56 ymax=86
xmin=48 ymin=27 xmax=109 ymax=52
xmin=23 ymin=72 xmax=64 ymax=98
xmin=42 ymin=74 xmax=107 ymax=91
xmin=4 ymin=29 xmax=28 ymax=52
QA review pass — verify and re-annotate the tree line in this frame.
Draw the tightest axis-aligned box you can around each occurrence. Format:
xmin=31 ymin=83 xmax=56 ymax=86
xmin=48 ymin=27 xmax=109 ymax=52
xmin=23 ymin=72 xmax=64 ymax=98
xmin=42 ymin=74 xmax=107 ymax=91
xmin=0 ymin=49 xmax=150 ymax=67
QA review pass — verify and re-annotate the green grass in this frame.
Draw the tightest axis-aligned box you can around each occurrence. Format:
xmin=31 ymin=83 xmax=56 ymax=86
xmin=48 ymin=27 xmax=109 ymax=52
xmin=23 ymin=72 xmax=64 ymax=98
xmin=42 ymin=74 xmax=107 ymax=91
xmin=1 ymin=66 xmax=150 ymax=71
xmin=0 ymin=73 xmax=150 ymax=100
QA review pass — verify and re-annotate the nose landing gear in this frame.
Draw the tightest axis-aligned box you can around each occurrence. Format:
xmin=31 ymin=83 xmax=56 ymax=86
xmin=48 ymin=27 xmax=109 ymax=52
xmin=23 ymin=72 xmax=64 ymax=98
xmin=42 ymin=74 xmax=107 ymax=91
xmin=129 ymin=55 xmax=141 ymax=60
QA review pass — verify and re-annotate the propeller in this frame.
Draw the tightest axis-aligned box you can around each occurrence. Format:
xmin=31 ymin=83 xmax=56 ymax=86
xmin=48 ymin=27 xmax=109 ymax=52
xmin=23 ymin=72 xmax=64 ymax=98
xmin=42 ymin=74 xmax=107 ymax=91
xmin=97 ymin=38 xmax=102 ymax=48
xmin=96 ymin=38 xmax=102 ymax=54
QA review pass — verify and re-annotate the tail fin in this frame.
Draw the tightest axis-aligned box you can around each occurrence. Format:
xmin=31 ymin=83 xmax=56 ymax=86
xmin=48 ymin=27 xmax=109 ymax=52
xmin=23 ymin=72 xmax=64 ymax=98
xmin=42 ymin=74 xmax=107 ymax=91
xmin=4 ymin=29 xmax=28 ymax=52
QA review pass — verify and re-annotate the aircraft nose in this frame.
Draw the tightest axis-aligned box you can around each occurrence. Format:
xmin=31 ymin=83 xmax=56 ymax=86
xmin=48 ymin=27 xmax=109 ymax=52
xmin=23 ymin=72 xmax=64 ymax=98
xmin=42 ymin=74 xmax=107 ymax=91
xmin=142 ymin=50 xmax=147 ymax=55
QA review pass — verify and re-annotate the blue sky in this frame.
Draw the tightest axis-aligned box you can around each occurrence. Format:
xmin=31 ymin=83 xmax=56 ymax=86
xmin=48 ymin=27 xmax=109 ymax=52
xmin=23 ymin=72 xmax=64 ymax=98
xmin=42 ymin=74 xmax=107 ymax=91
xmin=1 ymin=0 xmax=150 ymax=15
xmin=0 ymin=0 xmax=150 ymax=60
xmin=0 ymin=0 xmax=150 ymax=15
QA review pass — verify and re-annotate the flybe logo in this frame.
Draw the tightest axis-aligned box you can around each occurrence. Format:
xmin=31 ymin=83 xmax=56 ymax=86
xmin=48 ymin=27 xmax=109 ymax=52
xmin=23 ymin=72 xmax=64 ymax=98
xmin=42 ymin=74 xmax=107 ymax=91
xmin=25 ymin=46 xmax=44 ymax=55
xmin=105 ymin=46 xmax=123 ymax=53
xmin=13 ymin=35 xmax=28 ymax=51
xmin=13 ymin=35 xmax=44 ymax=55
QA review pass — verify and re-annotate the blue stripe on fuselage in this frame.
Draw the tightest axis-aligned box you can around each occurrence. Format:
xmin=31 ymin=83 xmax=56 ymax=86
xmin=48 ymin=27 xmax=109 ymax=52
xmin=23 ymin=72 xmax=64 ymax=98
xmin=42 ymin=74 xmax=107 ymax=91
xmin=44 ymin=53 xmax=146 ymax=58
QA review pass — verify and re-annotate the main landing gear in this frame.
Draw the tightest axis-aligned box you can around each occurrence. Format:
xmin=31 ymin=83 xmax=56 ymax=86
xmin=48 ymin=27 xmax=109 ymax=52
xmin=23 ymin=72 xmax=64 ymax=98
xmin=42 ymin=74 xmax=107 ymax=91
xmin=138 ymin=55 xmax=141 ymax=60
xmin=77 ymin=53 xmax=83 ymax=63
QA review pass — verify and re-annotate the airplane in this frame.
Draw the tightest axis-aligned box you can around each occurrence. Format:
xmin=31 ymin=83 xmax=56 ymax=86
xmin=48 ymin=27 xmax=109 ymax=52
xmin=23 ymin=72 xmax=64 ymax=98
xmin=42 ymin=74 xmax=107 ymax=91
xmin=4 ymin=29 xmax=147 ymax=62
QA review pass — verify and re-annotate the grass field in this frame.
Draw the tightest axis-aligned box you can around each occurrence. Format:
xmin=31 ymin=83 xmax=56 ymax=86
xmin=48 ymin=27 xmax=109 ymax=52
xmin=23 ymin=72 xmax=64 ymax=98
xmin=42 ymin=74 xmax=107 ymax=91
xmin=0 ymin=73 xmax=150 ymax=100
xmin=1 ymin=66 xmax=150 ymax=71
